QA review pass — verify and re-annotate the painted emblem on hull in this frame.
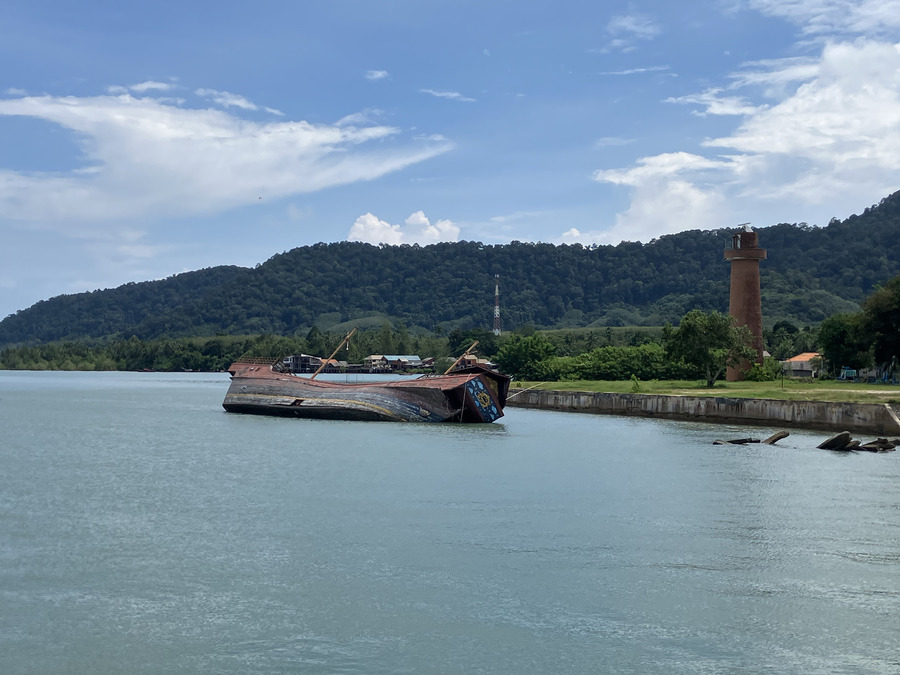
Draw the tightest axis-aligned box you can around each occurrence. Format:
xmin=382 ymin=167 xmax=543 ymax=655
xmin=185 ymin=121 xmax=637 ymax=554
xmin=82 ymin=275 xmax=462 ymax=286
xmin=466 ymin=379 xmax=500 ymax=422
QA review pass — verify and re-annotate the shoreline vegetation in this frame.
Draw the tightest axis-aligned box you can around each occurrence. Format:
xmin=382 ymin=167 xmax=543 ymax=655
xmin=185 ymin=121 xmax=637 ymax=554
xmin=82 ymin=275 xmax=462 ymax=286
xmin=2 ymin=271 xmax=898 ymax=410
xmin=1 ymin=326 xmax=898 ymax=407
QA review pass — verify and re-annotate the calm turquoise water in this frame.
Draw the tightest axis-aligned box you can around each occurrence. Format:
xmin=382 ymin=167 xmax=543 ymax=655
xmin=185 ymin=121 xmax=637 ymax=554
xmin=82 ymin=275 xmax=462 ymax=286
xmin=1 ymin=371 xmax=898 ymax=674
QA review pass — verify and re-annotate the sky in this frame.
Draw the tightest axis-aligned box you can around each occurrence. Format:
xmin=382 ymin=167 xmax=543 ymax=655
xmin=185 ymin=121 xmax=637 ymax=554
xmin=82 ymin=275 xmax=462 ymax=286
xmin=2 ymin=0 xmax=900 ymax=319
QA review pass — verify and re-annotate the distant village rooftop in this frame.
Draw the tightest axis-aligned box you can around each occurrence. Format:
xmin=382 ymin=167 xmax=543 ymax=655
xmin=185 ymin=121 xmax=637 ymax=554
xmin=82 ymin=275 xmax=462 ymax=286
xmin=781 ymin=352 xmax=823 ymax=378
xmin=784 ymin=352 xmax=822 ymax=363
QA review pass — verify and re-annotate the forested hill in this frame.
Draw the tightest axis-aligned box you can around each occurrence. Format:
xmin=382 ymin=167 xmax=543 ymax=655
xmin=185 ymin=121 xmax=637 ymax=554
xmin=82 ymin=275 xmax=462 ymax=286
xmin=3 ymin=191 xmax=900 ymax=346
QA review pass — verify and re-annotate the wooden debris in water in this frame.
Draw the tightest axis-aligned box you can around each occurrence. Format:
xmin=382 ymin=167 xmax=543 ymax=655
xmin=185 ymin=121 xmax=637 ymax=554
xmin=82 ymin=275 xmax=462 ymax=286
xmin=762 ymin=431 xmax=790 ymax=445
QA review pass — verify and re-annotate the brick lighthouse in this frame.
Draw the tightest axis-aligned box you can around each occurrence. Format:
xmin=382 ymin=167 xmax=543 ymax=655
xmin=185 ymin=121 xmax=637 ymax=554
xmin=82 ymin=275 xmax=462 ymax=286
xmin=724 ymin=225 xmax=766 ymax=381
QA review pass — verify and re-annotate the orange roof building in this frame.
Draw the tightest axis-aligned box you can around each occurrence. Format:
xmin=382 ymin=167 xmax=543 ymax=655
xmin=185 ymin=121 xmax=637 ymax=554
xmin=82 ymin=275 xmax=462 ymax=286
xmin=782 ymin=352 xmax=822 ymax=377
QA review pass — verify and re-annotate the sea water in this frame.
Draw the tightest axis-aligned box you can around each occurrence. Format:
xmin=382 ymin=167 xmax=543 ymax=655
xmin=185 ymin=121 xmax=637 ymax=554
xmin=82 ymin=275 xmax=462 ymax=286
xmin=1 ymin=371 xmax=898 ymax=673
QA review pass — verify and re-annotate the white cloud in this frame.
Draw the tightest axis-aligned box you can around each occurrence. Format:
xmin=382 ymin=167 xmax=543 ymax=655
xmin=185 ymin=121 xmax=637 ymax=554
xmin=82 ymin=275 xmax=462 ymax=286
xmin=593 ymin=39 xmax=900 ymax=242
xmin=337 ymin=109 xmax=384 ymax=126
xmin=489 ymin=210 xmax=550 ymax=223
xmin=419 ymin=89 xmax=476 ymax=102
xmin=749 ymin=0 xmax=900 ymax=36
xmin=598 ymin=65 xmax=671 ymax=76
xmin=561 ymin=228 xmax=583 ymax=242
xmin=130 ymin=81 xmax=174 ymax=93
xmin=108 ymin=81 xmax=176 ymax=96
xmin=348 ymin=213 xmax=404 ymax=245
xmin=407 ymin=211 xmax=460 ymax=243
xmin=0 ymin=90 xmax=452 ymax=227
xmin=194 ymin=87 xmax=283 ymax=115
xmin=728 ymin=57 xmax=820 ymax=96
xmin=707 ymin=41 xmax=900 ymax=201
xmin=602 ymin=12 xmax=662 ymax=52
xmin=594 ymin=152 xmax=731 ymax=186
xmin=608 ymin=13 xmax=661 ymax=40
xmin=588 ymin=155 xmax=730 ymax=244
xmin=348 ymin=211 xmax=460 ymax=245
xmin=365 ymin=70 xmax=389 ymax=80
xmin=594 ymin=179 xmax=728 ymax=243
xmin=404 ymin=210 xmax=430 ymax=228
xmin=594 ymin=136 xmax=635 ymax=148
xmin=415 ymin=133 xmax=449 ymax=143
xmin=666 ymin=89 xmax=762 ymax=116
xmin=196 ymin=87 xmax=258 ymax=110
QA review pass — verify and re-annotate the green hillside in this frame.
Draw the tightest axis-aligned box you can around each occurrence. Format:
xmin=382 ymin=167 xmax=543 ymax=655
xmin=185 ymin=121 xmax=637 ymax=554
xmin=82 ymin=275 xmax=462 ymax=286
xmin=3 ymin=191 xmax=900 ymax=347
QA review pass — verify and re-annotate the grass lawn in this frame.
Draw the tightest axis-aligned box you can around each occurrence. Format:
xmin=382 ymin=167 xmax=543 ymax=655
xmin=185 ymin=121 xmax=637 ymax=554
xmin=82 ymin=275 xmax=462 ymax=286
xmin=511 ymin=378 xmax=900 ymax=405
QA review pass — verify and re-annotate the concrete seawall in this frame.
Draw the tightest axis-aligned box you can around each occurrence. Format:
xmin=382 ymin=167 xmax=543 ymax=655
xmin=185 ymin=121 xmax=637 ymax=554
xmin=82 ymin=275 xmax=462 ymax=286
xmin=507 ymin=389 xmax=900 ymax=435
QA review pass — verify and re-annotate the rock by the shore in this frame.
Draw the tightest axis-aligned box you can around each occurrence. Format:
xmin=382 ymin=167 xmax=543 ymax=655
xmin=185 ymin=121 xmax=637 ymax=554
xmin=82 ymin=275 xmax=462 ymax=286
xmin=713 ymin=429 xmax=893 ymax=452
xmin=858 ymin=438 xmax=897 ymax=452
xmin=817 ymin=431 xmax=853 ymax=450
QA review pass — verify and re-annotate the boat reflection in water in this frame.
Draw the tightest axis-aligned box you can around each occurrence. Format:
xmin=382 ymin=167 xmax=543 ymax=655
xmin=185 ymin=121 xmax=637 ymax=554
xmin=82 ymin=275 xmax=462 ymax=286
xmin=222 ymin=360 xmax=510 ymax=423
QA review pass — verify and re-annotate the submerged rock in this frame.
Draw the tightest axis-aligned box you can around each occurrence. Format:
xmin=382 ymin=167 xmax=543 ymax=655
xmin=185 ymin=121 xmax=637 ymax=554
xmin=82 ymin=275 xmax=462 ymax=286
xmin=858 ymin=438 xmax=896 ymax=452
xmin=817 ymin=431 xmax=853 ymax=451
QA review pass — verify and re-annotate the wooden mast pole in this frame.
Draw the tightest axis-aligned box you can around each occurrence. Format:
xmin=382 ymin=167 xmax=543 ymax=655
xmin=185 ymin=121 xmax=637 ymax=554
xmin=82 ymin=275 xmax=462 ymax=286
xmin=311 ymin=328 xmax=357 ymax=379
xmin=444 ymin=340 xmax=479 ymax=375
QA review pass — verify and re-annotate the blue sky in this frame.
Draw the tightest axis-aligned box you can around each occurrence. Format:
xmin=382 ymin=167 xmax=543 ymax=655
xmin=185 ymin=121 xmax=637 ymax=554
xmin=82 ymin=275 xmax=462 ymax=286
xmin=2 ymin=0 xmax=900 ymax=319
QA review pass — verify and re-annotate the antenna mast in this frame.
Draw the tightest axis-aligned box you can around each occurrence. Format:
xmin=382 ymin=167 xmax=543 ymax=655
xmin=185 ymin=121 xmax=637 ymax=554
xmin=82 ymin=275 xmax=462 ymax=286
xmin=493 ymin=274 xmax=501 ymax=336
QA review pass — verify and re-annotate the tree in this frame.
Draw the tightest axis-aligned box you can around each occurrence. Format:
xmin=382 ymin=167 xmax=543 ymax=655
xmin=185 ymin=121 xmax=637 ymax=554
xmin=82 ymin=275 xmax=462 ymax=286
xmin=664 ymin=310 xmax=756 ymax=387
xmin=817 ymin=313 xmax=872 ymax=374
xmin=376 ymin=320 xmax=395 ymax=355
xmin=494 ymin=334 xmax=557 ymax=379
xmin=394 ymin=321 xmax=411 ymax=355
xmin=448 ymin=327 xmax=499 ymax=357
xmin=570 ymin=343 xmax=672 ymax=381
xmin=771 ymin=320 xmax=799 ymax=335
xmin=305 ymin=326 xmax=327 ymax=356
xmin=860 ymin=274 xmax=900 ymax=367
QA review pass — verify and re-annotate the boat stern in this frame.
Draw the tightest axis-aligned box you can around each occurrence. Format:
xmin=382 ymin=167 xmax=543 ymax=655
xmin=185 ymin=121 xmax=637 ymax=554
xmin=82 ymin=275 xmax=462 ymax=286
xmin=462 ymin=375 xmax=505 ymax=422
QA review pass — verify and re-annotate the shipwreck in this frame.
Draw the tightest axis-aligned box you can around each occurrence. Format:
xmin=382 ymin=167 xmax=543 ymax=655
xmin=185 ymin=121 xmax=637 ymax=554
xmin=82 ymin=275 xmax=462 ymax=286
xmin=222 ymin=334 xmax=510 ymax=423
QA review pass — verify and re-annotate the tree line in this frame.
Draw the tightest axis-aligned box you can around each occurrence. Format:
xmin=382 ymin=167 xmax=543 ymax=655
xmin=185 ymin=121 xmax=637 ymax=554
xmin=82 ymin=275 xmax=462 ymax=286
xmin=493 ymin=273 xmax=900 ymax=384
xmin=494 ymin=311 xmax=757 ymax=387
xmin=816 ymin=275 xmax=900 ymax=377
xmin=0 ymin=323 xmax=659 ymax=373
xmin=3 ymin=275 xmax=896 ymax=384
xmin=4 ymin=190 xmax=900 ymax=347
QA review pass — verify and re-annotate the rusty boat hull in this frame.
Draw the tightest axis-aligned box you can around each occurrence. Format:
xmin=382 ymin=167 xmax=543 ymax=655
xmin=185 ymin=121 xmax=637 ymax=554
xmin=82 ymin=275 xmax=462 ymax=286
xmin=222 ymin=362 xmax=510 ymax=423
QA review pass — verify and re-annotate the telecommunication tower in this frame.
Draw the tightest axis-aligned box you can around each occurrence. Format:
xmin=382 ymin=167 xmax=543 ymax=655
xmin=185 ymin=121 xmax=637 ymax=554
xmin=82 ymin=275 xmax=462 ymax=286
xmin=493 ymin=274 xmax=501 ymax=336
